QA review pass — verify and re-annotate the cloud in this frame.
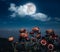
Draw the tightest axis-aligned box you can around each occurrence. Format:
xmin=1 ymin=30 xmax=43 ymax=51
xmin=9 ymin=3 xmax=17 ymax=12
xmin=10 ymin=13 xmax=16 ymax=17
xmin=9 ymin=3 xmax=27 ymax=17
xmin=9 ymin=3 xmax=51 ymax=21
xmin=31 ymin=13 xmax=51 ymax=21
xmin=55 ymin=17 xmax=60 ymax=21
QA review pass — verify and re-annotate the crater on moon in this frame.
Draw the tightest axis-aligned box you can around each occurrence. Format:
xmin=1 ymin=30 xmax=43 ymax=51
xmin=25 ymin=3 xmax=36 ymax=15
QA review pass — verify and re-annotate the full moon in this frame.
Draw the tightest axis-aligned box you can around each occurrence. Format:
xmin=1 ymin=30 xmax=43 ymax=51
xmin=24 ymin=3 xmax=36 ymax=15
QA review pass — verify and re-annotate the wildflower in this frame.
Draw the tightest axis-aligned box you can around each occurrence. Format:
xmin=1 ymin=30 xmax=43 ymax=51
xmin=8 ymin=36 xmax=14 ymax=42
xmin=48 ymin=44 xmax=54 ymax=50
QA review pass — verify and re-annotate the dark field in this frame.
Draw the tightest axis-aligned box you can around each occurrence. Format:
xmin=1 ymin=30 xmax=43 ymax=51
xmin=0 ymin=27 xmax=60 ymax=52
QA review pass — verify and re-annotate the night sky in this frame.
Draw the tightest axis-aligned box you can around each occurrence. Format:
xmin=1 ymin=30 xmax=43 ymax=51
xmin=0 ymin=0 xmax=60 ymax=39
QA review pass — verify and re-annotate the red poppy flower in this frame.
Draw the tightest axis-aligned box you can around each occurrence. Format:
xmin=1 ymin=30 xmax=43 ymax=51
xmin=40 ymin=39 xmax=47 ymax=46
xmin=32 ymin=27 xmax=40 ymax=32
xmin=48 ymin=44 xmax=54 ymax=50
xmin=8 ymin=36 xmax=14 ymax=42
xmin=46 ymin=29 xmax=54 ymax=35
xmin=20 ymin=32 xmax=28 ymax=38
xmin=20 ymin=33 xmax=25 ymax=38
xmin=24 ymin=33 xmax=28 ymax=38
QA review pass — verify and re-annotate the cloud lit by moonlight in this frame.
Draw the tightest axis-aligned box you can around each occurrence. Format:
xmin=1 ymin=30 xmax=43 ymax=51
xmin=9 ymin=3 xmax=51 ymax=21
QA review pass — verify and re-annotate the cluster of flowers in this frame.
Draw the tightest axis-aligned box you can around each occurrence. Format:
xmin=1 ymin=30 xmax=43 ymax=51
xmin=8 ymin=27 xmax=60 ymax=52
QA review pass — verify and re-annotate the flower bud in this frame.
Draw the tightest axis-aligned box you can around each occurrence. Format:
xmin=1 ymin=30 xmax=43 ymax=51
xmin=46 ymin=29 xmax=55 ymax=35
xmin=36 ymin=34 xmax=41 ymax=39
xmin=8 ymin=36 xmax=14 ymax=42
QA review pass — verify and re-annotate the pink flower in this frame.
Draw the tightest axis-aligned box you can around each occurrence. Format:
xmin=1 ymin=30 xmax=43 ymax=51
xmin=20 ymin=32 xmax=28 ymax=38
xmin=40 ymin=39 xmax=47 ymax=46
xmin=8 ymin=36 xmax=14 ymax=42
xmin=48 ymin=44 xmax=54 ymax=50
xmin=32 ymin=27 xmax=40 ymax=32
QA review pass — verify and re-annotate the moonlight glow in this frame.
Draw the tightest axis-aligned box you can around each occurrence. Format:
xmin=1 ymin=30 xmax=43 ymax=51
xmin=24 ymin=3 xmax=36 ymax=15
xmin=9 ymin=3 xmax=50 ymax=21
